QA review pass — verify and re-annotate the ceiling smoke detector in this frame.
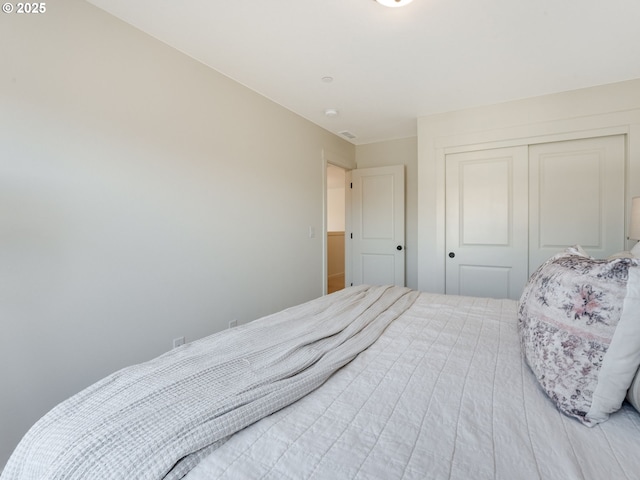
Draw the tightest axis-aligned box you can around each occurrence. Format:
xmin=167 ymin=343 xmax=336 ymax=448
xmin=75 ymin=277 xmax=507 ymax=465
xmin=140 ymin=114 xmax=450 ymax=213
xmin=324 ymin=108 xmax=339 ymax=117
xmin=375 ymin=0 xmax=414 ymax=7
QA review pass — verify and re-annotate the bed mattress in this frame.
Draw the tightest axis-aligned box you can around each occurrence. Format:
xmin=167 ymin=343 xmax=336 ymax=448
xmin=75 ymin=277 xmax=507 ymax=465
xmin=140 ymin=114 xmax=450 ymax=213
xmin=4 ymin=286 xmax=640 ymax=479
xmin=185 ymin=291 xmax=640 ymax=480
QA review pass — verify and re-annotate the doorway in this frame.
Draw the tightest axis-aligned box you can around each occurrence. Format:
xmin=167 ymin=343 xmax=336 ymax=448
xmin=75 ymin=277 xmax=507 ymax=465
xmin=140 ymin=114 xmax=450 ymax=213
xmin=327 ymin=164 xmax=346 ymax=293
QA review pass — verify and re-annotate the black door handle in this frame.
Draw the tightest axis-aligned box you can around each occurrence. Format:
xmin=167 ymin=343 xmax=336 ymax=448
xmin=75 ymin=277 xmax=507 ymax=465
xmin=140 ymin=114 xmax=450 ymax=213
xmin=397 ymin=245 xmax=403 ymax=251
xmin=448 ymin=252 xmax=455 ymax=258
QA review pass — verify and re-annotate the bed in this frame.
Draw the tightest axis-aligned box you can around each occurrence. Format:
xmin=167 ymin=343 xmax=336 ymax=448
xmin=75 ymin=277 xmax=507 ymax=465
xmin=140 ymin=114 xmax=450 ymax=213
xmin=3 ymin=249 xmax=640 ymax=479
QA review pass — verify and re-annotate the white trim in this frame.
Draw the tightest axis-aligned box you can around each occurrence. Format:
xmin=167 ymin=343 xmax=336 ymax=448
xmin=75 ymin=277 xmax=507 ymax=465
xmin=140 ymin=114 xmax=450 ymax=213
xmin=322 ymin=149 xmax=353 ymax=295
xmin=345 ymin=169 xmax=353 ymax=288
xmin=442 ymin=125 xmax=631 ymax=155
xmin=322 ymin=150 xmax=328 ymax=296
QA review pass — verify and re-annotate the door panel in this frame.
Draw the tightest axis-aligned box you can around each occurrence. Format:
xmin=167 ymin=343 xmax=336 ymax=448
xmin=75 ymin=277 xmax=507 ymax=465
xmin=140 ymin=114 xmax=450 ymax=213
xmin=361 ymin=254 xmax=395 ymax=286
xmin=446 ymin=146 xmax=528 ymax=300
xmin=352 ymin=165 xmax=405 ymax=286
xmin=460 ymin=160 xmax=510 ymax=245
xmin=529 ymin=135 xmax=625 ymax=272
xmin=458 ymin=265 xmax=511 ymax=298
xmin=362 ymin=175 xmax=394 ymax=238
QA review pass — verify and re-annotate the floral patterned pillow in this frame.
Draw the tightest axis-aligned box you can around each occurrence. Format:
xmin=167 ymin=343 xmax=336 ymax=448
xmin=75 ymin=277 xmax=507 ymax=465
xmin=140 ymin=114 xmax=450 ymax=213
xmin=518 ymin=247 xmax=640 ymax=426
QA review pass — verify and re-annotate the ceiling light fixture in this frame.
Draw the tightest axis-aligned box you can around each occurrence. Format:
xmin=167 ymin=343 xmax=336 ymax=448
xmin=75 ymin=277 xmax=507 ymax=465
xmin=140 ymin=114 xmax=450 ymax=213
xmin=375 ymin=0 xmax=414 ymax=7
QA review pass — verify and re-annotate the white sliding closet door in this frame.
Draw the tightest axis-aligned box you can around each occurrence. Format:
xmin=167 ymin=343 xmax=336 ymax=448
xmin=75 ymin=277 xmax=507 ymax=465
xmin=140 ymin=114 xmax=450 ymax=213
xmin=528 ymin=135 xmax=626 ymax=272
xmin=445 ymin=146 xmax=529 ymax=300
xmin=445 ymin=136 xmax=626 ymax=301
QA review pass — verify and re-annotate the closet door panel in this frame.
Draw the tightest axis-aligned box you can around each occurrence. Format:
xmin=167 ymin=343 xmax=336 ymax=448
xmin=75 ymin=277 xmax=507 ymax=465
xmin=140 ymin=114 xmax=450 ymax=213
xmin=529 ymin=135 xmax=625 ymax=272
xmin=445 ymin=146 xmax=529 ymax=300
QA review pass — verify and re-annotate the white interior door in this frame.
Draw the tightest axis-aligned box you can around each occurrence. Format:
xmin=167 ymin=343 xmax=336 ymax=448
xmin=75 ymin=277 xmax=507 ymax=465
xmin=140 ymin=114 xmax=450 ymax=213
xmin=351 ymin=165 xmax=405 ymax=286
xmin=445 ymin=146 xmax=528 ymax=300
xmin=528 ymin=135 xmax=626 ymax=272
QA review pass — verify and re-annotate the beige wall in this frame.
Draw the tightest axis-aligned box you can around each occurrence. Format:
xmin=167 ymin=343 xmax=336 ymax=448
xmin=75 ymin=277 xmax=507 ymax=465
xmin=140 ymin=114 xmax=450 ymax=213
xmin=355 ymin=137 xmax=418 ymax=289
xmin=0 ymin=0 xmax=354 ymax=467
xmin=327 ymin=165 xmax=346 ymax=231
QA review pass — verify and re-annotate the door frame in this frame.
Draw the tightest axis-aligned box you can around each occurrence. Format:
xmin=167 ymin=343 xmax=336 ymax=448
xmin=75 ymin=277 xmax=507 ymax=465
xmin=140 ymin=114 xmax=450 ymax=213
xmin=322 ymin=150 xmax=353 ymax=295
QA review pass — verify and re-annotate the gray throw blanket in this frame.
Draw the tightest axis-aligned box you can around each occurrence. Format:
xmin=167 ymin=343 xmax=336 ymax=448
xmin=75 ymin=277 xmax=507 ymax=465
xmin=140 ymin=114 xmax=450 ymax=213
xmin=2 ymin=285 xmax=418 ymax=480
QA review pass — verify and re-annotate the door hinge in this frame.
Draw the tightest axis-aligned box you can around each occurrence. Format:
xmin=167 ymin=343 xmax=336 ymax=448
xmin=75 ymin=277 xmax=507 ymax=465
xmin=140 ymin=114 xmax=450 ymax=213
xmin=350 ymin=182 xmax=353 ymax=189
xmin=350 ymin=233 xmax=353 ymax=239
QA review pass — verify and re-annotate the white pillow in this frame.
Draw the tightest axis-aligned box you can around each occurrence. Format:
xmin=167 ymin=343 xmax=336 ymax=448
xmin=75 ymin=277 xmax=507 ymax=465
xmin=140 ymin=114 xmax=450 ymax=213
xmin=518 ymin=247 xmax=640 ymax=426
xmin=607 ymin=251 xmax=635 ymax=260
xmin=628 ymin=369 xmax=640 ymax=412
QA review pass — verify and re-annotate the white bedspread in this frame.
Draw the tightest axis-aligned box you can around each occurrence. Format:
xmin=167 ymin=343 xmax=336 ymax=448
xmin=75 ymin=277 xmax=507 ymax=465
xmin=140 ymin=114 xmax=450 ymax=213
xmin=185 ymin=292 xmax=640 ymax=480
xmin=2 ymin=285 xmax=419 ymax=480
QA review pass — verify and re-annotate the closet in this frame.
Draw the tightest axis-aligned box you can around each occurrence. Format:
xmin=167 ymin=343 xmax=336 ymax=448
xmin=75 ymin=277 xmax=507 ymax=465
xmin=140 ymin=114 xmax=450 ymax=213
xmin=444 ymin=135 xmax=625 ymax=300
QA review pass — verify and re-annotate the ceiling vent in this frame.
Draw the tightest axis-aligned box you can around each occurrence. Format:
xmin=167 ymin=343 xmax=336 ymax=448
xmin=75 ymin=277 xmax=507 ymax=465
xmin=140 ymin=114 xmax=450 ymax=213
xmin=339 ymin=130 xmax=356 ymax=140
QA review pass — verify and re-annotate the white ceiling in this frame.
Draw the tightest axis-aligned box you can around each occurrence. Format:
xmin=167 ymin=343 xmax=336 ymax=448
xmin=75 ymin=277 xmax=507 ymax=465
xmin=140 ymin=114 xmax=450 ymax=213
xmin=86 ymin=0 xmax=640 ymax=145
